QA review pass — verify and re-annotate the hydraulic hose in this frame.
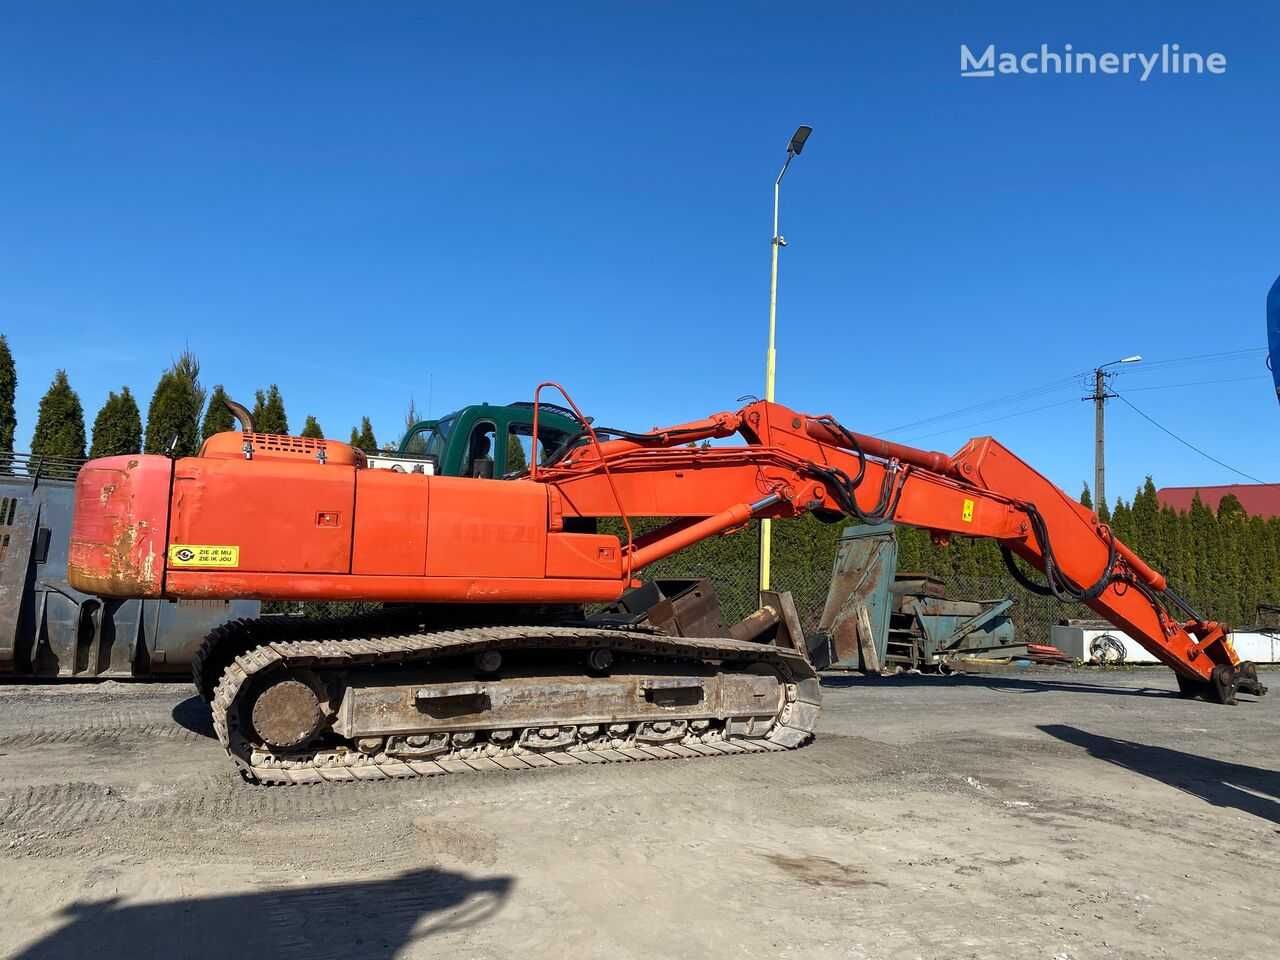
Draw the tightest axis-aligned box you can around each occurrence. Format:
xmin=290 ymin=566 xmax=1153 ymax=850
xmin=804 ymin=415 xmax=906 ymax=524
xmin=540 ymin=424 xmax=714 ymax=470
xmin=998 ymin=503 xmax=1117 ymax=604
xmin=812 ymin=415 xmax=1122 ymax=604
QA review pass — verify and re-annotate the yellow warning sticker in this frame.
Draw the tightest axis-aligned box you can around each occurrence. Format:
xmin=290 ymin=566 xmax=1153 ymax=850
xmin=961 ymin=499 xmax=975 ymax=523
xmin=168 ymin=544 xmax=240 ymax=568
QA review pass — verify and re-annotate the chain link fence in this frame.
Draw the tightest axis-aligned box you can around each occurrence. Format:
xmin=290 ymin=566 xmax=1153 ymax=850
xmin=270 ymin=520 xmax=1078 ymax=649
xmin=642 ymin=523 xmax=1083 ymax=648
xmin=635 ymin=524 xmax=834 ymax=633
xmin=939 ymin=573 xmax=1084 ymax=647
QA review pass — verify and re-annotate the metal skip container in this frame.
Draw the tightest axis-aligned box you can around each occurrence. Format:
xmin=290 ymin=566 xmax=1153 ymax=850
xmin=810 ymin=524 xmax=1016 ymax=672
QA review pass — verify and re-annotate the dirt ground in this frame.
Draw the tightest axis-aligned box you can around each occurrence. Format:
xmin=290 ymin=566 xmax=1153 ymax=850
xmin=1 ymin=666 xmax=1276 ymax=960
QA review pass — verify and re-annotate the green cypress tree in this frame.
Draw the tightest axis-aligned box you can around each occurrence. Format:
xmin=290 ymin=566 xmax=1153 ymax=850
xmin=951 ymin=536 xmax=980 ymax=578
xmin=0 ymin=334 xmax=15 ymax=454
xmin=353 ymin=417 xmax=378 ymax=454
xmin=1159 ymin=504 xmax=1191 ymax=596
xmin=1263 ymin=518 xmax=1280 ymax=614
xmin=1186 ymin=493 xmax=1217 ymax=617
xmin=300 ymin=415 xmax=324 ymax=439
xmin=251 ymin=385 xmax=289 ymax=435
xmin=1262 ymin=517 xmax=1280 ymax=615
xmin=89 ymin=387 xmax=142 ymax=457
xmin=1131 ymin=477 xmax=1163 ymax=571
xmin=1109 ymin=497 xmax=1134 ymax=547
xmin=1079 ymin=483 xmax=1092 ymax=509
xmin=31 ymin=370 xmax=86 ymax=460
xmin=266 ymin=386 xmax=289 ymax=435
xmin=506 ymin=434 xmax=527 ymax=472
xmin=926 ymin=530 xmax=955 ymax=581
xmin=895 ymin=526 xmax=925 ymax=573
xmin=975 ymin=538 xmax=1003 ymax=582
xmin=202 ymin=385 xmax=237 ymax=438
xmin=1240 ymin=514 xmax=1267 ymax=624
xmin=1215 ymin=494 xmax=1246 ymax=624
xmin=1175 ymin=501 xmax=1200 ymax=605
xmin=144 ymin=351 xmax=206 ymax=457
xmin=400 ymin=398 xmax=428 ymax=454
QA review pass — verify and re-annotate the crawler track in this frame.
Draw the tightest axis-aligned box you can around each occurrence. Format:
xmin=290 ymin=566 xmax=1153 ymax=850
xmin=206 ymin=622 xmax=820 ymax=785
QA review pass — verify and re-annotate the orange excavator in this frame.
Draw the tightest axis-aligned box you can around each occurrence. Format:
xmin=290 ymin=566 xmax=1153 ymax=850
xmin=67 ymin=387 xmax=1265 ymax=784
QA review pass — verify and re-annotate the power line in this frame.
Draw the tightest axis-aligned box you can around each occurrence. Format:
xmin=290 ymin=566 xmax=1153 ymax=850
xmin=900 ymin=398 xmax=1078 ymax=444
xmin=877 ymin=372 xmax=1087 ymax=436
xmin=1113 ymin=393 xmax=1266 ymax=484
xmin=1124 ymin=347 xmax=1266 ymax=372
xmin=876 ymin=348 xmax=1267 ymax=439
xmin=1121 ymin=375 xmax=1269 ymax=394
xmin=1141 ymin=346 xmax=1265 ymax=364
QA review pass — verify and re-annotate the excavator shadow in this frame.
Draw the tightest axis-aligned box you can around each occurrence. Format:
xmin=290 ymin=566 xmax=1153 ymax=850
xmin=13 ymin=866 xmax=515 ymax=959
xmin=820 ymin=672 xmax=1180 ymax=699
xmin=171 ymin=694 xmax=217 ymax=739
xmin=1039 ymin=723 xmax=1280 ymax=826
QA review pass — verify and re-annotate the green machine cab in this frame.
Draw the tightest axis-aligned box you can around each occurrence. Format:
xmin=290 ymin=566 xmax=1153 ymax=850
xmin=368 ymin=402 xmax=584 ymax=478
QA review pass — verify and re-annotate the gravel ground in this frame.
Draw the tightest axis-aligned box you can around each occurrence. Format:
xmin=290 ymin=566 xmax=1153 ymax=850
xmin=1 ymin=666 xmax=1276 ymax=959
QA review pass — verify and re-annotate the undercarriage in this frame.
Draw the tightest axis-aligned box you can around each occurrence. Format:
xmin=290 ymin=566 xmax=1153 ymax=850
xmin=194 ymin=584 xmax=820 ymax=785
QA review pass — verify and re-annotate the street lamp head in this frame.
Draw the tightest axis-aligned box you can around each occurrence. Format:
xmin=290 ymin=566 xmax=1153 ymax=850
xmin=1099 ymin=354 xmax=1143 ymax=371
xmin=787 ymin=125 xmax=813 ymax=156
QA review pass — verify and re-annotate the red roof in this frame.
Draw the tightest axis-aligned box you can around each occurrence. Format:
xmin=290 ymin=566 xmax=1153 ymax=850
xmin=1157 ymin=484 xmax=1280 ymax=518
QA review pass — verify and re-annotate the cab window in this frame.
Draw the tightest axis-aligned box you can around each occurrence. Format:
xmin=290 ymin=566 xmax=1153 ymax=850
xmin=423 ymin=416 xmax=455 ymax=461
xmin=505 ymin=425 xmax=540 ymax=475
xmin=402 ymin=428 xmax=429 ymax=456
xmin=463 ymin=421 xmax=497 ymax=478
xmin=505 ymin=423 xmax=570 ymax=475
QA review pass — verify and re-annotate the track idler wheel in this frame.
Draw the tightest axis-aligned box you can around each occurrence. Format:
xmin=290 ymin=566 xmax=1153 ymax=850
xmin=251 ymin=677 xmax=327 ymax=750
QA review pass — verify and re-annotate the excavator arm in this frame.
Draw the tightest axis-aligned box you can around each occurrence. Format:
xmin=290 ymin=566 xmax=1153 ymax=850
xmin=532 ymin=395 xmax=1264 ymax=704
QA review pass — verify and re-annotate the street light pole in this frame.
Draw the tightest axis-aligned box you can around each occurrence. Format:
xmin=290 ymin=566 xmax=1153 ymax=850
xmin=1085 ymin=355 xmax=1142 ymax=512
xmin=759 ymin=125 xmax=812 ymax=592
xmin=763 ymin=155 xmax=792 ymax=407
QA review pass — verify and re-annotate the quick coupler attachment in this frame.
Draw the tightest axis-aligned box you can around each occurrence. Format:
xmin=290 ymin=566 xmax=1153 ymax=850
xmin=1231 ymin=661 xmax=1268 ymax=699
xmin=1178 ymin=662 xmax=1267 ymax=705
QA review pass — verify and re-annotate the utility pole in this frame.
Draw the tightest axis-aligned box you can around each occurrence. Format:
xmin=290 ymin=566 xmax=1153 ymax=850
xmin=758 ymin=124 xmax=812 ymax=592
xmin=1090 ymin=367 xmax=1111 ymax=511
xmin=1085 ymin=355 xmax=1142 ymax=512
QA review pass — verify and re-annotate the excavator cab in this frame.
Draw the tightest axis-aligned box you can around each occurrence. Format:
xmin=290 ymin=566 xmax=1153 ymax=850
xmin=371 ymin=402 xmax=583 ymax=477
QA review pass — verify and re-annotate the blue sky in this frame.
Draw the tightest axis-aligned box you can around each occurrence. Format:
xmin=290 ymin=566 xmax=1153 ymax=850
xmin=2 ymin=2 xmax=1276 ymax=505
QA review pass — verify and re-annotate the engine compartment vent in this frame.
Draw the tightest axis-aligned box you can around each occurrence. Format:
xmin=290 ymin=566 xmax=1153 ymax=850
xmin=197 ymin=431 xmax=368 ymax=467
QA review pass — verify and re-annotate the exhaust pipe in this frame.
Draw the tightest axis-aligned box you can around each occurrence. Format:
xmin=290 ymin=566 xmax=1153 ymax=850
xmin=225 ymin=397 xmax=255 ymax=433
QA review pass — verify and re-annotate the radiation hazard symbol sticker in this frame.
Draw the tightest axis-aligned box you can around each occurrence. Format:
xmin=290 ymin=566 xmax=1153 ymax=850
xmin=168 ymin=544 xmax=240 ymax=567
